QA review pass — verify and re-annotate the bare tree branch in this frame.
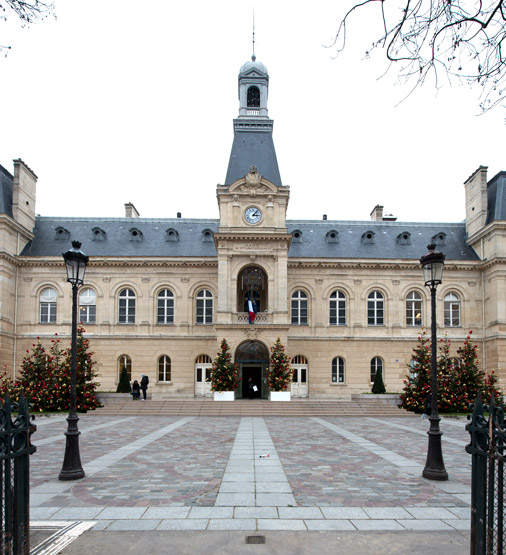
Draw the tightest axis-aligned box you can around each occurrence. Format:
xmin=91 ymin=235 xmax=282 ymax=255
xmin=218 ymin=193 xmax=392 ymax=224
xmin=1 ymin=0 xmax=55 ymax=54
xmin=330 ymin=1 xmax=506 ymax=112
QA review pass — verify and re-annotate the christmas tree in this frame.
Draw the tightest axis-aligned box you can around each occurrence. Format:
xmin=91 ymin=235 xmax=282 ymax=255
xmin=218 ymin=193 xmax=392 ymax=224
xmin=400 ymin=329 xmax=432 ymax=412
xmin=116 ymin=365 xmax=131 ymax=393
xmin=210 ymin=338 xmax=239 ymax=392
xmin=15 ymin=329 xmax=101 ymax=412
xmin=19 ymin=338 xmax=55 ymax=410
xmin=64 ymin=326 xmax=101 ymax=411
xmin=266 ymin=337 xmax=293 ymax=392
xmin=437 ymin=333 xmax=467 ymax=412
xmin=371 ymin=366 xmax=386 ymax=394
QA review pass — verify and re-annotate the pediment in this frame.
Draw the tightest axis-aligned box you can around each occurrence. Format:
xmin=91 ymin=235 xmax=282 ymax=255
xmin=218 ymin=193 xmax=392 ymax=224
xmin=228 ymin=167 xmax=277 ymax=195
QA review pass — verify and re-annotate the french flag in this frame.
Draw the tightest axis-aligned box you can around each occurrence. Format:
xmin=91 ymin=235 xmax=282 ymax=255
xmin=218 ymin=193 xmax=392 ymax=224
xmin=248 ymin=292 xmax=256 ymax=324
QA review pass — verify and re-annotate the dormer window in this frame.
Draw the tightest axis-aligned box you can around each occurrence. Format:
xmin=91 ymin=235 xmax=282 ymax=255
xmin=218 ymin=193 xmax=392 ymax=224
xmin=202 ymin=229 xmax=213 ymax=242
xmin=292 ymin=230 xmax=303 ymax=243
xmin=361 ymin=231 xmax=375 ymax=244
xmin=129 ymin=228 xmax=143 ymax=242
xmin=166 ymin=228 xmax=179 ymax=242
xmin=92 ymin=227 xmax=106 ymax=241
xmin=247 ymin=86 xmax=260 ymax=108
xmin=326 ymin=230 xmax=339 ymax=244
xmin=432 ymin=232 xmax=446 ymax=246
xmin=55 ymin=227 xmax=70 ymax=241
xmin=397 ymin=232 xmax=411 ymax=245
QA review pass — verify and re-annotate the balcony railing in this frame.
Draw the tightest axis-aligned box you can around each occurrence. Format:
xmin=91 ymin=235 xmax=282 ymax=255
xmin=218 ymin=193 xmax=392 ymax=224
xmin=236 ymin=312 xmax=269 ymax=323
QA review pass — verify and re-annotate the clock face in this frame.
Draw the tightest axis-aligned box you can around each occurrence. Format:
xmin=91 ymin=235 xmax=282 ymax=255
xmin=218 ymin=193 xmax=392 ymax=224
xmin=244 ymin=206 xmax=262 ymax=224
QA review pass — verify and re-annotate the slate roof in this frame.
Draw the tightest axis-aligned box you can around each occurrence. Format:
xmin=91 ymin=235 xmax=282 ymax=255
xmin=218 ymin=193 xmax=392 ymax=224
xmin=225 ymin=121 xmax=282 ymax=187
xmin=0 ymin=164 xmax=13 ymax=218
xmin=20 ymin=216 xmax=479 ymax=262
xmin=20 ymin=218 xmax=220 ymax=258
xmin=486 ymin=171 xmax=506 ymax=225
xmin=286 ymin=220 xmax=478 ymax=261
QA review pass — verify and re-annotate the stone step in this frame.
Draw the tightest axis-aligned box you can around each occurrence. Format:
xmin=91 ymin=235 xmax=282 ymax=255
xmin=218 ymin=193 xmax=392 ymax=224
xmin=94 ymin=398 xmax=413 ymax=417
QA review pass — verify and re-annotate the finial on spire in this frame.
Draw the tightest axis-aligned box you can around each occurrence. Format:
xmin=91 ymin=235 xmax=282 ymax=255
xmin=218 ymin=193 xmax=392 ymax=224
xmin=252 ymin=8 xmax=256 ymax=61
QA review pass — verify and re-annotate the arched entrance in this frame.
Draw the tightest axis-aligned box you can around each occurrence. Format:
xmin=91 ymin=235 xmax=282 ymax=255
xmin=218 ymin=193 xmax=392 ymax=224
xmin=235 ymin=340 xmax=269 ymax=399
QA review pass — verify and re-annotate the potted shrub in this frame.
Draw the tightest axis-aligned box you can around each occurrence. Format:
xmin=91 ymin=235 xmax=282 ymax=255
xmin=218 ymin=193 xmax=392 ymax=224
xmin=267 ymin=337 xmax=293 ymax=401
xmin=211 ymin=339 xmax=239 ymax=401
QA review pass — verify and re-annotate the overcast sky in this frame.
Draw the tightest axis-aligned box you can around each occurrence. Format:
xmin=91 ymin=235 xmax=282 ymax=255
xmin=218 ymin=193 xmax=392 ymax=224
xmin=0 ymin=0 xmax=504 ymax=224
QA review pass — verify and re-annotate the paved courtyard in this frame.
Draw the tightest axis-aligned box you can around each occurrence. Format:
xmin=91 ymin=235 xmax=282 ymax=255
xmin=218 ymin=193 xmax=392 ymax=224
xmin=29 ymin=413 xmax=471 ymax=552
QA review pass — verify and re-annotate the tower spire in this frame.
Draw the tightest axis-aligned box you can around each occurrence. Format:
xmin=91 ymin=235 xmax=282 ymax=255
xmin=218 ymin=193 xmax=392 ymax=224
xmin=252 ymin=8 xmax=256 ymax=61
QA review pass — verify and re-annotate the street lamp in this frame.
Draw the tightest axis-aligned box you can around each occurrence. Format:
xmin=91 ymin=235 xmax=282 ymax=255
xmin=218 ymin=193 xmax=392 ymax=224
xmin=59 ymin=241 xmax=89 ymax=481
xmin=420 ymin=244 xmax=448 ymax=481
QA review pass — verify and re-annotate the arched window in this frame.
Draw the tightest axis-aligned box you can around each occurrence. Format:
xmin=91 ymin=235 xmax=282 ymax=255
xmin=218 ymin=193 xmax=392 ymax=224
xmin=332 ymin=357 xmax=345 ymax=383
xmin=406 ymin=291 xmax=422 ymax=327
xmin=157 ymin=289 xmax=174 ymax=324
xmin=367 ymin=291 xmax=384 ymax=326
xmin=118 ymin=288 xmax=136 ymax=324
xmin=158 ymin=355 xmax=171 ymax=382
xmin=79 ymin=288 xmax=96 ymax=325
xmin=118 ymin=355 xmax=132 ymax=381
xmin=329 ymin=290 xmax=346 ymax=326
xmin=196 ymin=289 xmax=213 ymax=324
xmin=40 ymin=287 xmax=57 ymax=324
xmin=370 ymin=357 xmax=383 ymax=383
xmin=247 ymin=86 xmax=260 ymax=107
xmin=444 ymin=292 xmax=460 ymax=327
xmin=291 ymin=290 xmax=308 ymax=325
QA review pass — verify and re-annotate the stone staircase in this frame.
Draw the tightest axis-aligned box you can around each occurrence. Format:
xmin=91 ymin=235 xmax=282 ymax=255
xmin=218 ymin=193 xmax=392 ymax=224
xmin=95 ymin=398 xmax=414 ymax=417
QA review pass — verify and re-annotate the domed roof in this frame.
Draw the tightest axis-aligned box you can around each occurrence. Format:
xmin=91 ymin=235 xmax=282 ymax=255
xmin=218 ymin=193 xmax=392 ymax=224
xmin=239 ymin=55 xmax=268 ymax=76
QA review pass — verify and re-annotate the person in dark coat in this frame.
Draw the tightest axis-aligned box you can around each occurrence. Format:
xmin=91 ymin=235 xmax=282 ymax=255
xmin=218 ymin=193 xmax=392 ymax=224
xmin=140 ymin=374 xmax=149 ymax=401
xmin=248 ymin=377 xmax=256 ymax=400
xmin=132 ymin=380 xmax=140 ymax=400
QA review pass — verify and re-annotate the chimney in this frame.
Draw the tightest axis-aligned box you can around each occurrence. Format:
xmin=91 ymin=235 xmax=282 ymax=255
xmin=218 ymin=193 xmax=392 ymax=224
xmin=323 ymin=214 xmax=327 ymax=221
xmin=125 ymin=203 xmax=140 ymax=218
xmin=12 ymin=159 xmax=37 ymax=232
xmin=177 ymin=212 xmax=182 ymax=218
xmin=370 ymin=205 xmax=383 ymax=221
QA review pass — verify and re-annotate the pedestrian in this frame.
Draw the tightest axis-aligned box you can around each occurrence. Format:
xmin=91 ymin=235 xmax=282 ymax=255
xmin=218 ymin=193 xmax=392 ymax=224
xmin=421 ymin=392 xmax=431 ymax=419
xmin=140 ymin=374 xmax=149 ymax=401
xmin=248 ymin=377 xmax=256 ymax=400
xmin=132 ymin=379 xmax=140 ymax=400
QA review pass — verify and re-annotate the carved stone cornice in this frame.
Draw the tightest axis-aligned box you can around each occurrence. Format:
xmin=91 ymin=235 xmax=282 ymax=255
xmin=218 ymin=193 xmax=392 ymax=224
xmin=16 ymin=257 xmax=219 ymax=269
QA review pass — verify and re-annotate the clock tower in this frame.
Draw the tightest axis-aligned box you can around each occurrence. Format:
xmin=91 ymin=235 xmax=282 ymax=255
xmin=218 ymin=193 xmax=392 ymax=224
xmin=215 ymin=55 xmax=290 ymax=327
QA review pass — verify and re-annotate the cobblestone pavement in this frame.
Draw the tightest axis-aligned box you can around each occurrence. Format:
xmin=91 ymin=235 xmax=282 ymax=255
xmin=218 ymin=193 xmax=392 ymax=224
xmin=29 ymin=413 xmax=471 ymax=543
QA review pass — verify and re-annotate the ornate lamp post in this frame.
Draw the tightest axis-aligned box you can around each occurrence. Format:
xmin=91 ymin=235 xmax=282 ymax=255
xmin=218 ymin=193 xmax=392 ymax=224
xmin=59 ymin=241 xmax=89 ymax=481
xmin=420 ymin=244 xmax=448 ymax=481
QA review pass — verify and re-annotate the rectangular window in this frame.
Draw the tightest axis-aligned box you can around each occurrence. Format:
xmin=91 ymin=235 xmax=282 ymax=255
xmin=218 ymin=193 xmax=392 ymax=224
xmin=444 ymin=303 xmax=460 ymax=327
xmin=157 ymin=298 xmax=174 ymax=324
xmin=119 ymin=299 xmax=135 ymax=324
xmin=79 ymin=305 xmax=96 ymax=324
xmin=40 ymin=303 xmax=56 ymax=324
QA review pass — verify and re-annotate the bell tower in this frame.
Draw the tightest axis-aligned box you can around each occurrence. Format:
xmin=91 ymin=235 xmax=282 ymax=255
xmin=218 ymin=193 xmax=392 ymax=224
xmin=215 ymin=55 xmax=290 ymax=327
xmin=224 ymin=56 xmax=282 ymax=188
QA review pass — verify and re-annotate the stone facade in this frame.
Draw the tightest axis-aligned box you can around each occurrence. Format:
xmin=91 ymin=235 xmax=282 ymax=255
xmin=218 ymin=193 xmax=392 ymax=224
xmin=0 ymin=58 xmax=505 ymax=399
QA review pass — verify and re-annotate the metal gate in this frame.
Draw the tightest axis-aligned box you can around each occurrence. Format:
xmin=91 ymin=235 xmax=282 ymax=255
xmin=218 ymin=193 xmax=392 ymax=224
xmin=0 ymin=392 xmax=36 ymax=554
xmin=466 ymin=394 xmax=505 ymax=555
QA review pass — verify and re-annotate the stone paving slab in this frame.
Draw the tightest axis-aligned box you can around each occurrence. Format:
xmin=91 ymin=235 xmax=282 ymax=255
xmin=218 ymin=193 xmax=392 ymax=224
xmin=28 ymin=414 xmax=473 ymax=539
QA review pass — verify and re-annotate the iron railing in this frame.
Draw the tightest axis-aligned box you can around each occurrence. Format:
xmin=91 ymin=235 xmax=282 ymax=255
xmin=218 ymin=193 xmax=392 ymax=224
xmin=466 ymin=395 xmax=505 ymax=555
xmin=0 ymin=392 xmax=36 ymax=554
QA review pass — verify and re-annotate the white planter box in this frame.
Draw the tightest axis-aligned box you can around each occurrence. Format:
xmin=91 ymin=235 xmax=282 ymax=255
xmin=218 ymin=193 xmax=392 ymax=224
xmin=269 ymin=391 xmax=291 ymax=402
xmin=213 ymin=391 xmax=235 ymax=401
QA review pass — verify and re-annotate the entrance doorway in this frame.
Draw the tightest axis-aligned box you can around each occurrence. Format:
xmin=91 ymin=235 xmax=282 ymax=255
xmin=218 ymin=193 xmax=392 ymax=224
xmin=242 ymin=366 xmax=262 ymax=399
xmin=235 ymin=340 xmax=270 ymax=399
xmin=195 ymin=354 xmax=213 ymax=397
xmin=291 ymin=355 xmax=309 ymax=398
